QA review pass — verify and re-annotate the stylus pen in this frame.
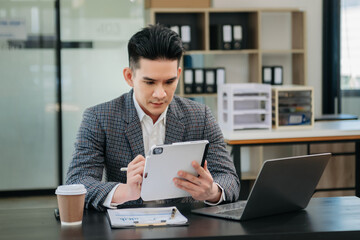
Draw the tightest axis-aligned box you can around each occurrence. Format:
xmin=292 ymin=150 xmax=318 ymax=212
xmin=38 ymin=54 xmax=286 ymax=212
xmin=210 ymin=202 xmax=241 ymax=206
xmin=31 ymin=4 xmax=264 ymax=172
xmin=120 ymin=167 xmax=128 ymax=172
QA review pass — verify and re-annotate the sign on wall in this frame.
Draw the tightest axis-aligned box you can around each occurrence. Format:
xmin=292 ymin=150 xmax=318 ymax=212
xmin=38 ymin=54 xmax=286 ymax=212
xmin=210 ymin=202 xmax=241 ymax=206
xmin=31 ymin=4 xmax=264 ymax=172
xmin=0 ymin=19 xmax=27 ymax=40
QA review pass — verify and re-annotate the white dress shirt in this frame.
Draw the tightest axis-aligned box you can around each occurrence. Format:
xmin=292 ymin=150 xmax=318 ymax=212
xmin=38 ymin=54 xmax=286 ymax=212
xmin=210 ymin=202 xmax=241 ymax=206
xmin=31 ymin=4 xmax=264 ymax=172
xmin=103 ymin=95 xmax=225 ymax=208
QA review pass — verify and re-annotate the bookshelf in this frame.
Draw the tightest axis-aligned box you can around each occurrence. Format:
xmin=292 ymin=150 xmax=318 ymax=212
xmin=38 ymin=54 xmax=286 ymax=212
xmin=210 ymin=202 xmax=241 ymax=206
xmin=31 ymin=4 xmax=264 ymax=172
xmin=146 ymin=6 xmax=354 ymax=198
xmin=145 ymin=8 xmax=307 ymax=96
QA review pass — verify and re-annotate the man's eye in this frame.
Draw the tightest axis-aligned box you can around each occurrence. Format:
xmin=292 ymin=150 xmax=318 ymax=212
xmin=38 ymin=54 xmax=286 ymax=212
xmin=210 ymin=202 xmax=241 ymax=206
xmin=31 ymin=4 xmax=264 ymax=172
xmin=166 ymin=80 xmax=175 ymax=85
xmin=145 ymin=81 xmax=154 ymax=85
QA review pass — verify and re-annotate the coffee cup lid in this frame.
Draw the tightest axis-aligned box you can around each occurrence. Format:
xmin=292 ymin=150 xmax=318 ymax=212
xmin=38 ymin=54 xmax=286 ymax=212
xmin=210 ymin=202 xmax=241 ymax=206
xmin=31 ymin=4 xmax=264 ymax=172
xmin=55 ymin=184 xmax=87 ymax=195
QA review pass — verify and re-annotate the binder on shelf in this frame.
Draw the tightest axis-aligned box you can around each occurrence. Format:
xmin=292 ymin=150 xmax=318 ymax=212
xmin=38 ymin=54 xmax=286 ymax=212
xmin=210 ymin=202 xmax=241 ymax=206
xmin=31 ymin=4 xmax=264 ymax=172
xmin=262 ymin=66 xmax=272 ymax=84
xmin=181 ymin=25 xmax=191 ymax=50
xmin=222 ymin=24 xmax=232 ymax=50
xmin=194 ymin=68 xmax=205 ymax=93
xmin=210 ymin=24 xmax=222 ymax=50
xmin=183 ymin=55 xmax=193 ymax=68
xmin=216 ymin=68 xmax=226 ymax=85
xmin=273 ymin=66 xmax=283 ymax=85
xmin=205 ymin=69 xmax=216 ymax=93
xmin=184 ymin=69 xmax=194 ymax=94
xmin=169 ymin=25 xmax=180 ymax=35
xmin=232 ymin=25 xmax=242 ymax=49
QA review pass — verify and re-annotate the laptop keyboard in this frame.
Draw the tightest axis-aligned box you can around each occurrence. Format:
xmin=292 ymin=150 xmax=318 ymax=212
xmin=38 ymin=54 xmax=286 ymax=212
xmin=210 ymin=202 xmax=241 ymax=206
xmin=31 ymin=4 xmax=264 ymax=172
xmin=218 ymin=208 xmax=245 ymax=216
xmin=214 ymin=201 xmax=247 ymax=214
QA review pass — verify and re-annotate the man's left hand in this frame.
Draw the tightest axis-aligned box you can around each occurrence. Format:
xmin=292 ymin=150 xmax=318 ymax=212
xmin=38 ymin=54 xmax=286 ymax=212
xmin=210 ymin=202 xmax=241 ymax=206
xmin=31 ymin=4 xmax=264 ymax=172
xmin=173 ymin=160 xmax=221 ymax=203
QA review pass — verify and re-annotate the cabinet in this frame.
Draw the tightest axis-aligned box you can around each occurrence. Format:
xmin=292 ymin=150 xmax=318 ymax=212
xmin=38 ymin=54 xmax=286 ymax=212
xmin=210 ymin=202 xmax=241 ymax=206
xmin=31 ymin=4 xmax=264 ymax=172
xmin=145 ymin=8 xmax=307 ymax=96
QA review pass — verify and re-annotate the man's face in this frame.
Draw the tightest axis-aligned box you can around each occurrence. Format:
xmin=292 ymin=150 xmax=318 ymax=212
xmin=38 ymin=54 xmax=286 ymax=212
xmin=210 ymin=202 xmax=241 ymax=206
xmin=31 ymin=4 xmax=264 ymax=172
xmin=124 ymin=58 xmax=181 ymax=123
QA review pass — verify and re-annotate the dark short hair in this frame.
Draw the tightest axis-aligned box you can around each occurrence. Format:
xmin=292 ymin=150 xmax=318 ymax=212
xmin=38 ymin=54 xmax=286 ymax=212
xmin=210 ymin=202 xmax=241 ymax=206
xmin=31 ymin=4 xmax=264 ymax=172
xmin=128 ymin=24 xmax=184 ymax=70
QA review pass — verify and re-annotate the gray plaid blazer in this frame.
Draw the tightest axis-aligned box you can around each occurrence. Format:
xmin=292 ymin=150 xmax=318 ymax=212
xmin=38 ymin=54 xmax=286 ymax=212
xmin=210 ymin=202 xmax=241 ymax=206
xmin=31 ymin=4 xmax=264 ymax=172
xmin=66 ymin=90 xmax=240 ymax=211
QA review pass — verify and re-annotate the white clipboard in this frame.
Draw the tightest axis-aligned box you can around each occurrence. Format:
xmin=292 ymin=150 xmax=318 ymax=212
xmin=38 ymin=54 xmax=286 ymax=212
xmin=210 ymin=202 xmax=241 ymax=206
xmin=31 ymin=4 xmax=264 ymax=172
xmin=140 ymin=140 xmax=209 ymax=201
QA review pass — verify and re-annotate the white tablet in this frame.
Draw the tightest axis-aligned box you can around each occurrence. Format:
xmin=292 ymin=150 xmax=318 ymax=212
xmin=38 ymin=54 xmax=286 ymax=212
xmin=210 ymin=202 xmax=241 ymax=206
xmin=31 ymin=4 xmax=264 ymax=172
xmin=140 ymin=140 xmax=209 ymax=201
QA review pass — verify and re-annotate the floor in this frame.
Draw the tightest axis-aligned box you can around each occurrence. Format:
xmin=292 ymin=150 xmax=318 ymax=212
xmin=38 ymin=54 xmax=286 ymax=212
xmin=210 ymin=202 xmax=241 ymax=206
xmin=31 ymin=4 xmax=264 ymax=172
xmin=0 ymin=195 xmax=57 ymax=210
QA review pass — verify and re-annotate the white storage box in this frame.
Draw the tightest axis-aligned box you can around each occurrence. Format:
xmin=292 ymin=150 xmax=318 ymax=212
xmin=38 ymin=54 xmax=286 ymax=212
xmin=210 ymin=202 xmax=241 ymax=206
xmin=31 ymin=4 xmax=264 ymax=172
xmin=218 ymin=83 xmax=272 ymax=130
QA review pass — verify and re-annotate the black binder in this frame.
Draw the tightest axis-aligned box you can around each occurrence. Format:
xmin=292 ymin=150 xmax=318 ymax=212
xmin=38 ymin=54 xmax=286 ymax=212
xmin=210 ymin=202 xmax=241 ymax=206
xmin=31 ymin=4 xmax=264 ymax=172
xmin=184 ymin=69 xmax=194 ymax=94
xmin=181 ymin=25 xmax=191 ymax=50
xmin=272 ymin=66 xmax=283 ymax=85
xmin=210 ymin=24 xmax=222 ymax=50
xmin=222 ymin=24 xmax=232 ymax=50
xmin=216 ymin=68 xmax=226 ymax=85
xmin=232 ymin=25 xmax=242 ymax=49
xmin=169 ymin=25 xmax=180 ymax=36
xmin=262 ymin=66 xmax=272 ymax=84
xmin=194 ymin=69 xmax=205 ymax=93
xmin=204 ymin=69 xmax=217 ymax=93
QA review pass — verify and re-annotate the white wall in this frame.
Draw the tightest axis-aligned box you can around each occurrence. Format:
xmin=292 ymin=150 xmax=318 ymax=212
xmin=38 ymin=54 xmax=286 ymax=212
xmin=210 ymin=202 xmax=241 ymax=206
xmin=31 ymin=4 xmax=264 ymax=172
xmin=213 ymin=0 xmax=323 ymax=117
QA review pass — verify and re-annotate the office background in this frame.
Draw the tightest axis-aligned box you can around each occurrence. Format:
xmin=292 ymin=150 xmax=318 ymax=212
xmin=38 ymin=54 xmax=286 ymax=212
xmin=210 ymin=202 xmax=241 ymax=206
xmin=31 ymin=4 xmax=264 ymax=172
xmin=0 ymin=0 xmax=359 ymax=193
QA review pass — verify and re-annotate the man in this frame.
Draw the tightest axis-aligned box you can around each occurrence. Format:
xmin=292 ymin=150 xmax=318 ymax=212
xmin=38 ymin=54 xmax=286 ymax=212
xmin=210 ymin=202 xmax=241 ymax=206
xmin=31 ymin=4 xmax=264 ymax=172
xmin=66 ymin=24 xmax=240 ymax=211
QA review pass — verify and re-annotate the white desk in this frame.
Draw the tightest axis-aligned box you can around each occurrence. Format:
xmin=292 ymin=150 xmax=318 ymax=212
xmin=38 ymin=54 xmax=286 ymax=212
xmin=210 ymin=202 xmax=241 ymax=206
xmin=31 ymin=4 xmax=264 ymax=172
xmin=223 ymin=120 xmax=360 ymax=143
xmin=222 ymin=120 xmax=360 ymax=199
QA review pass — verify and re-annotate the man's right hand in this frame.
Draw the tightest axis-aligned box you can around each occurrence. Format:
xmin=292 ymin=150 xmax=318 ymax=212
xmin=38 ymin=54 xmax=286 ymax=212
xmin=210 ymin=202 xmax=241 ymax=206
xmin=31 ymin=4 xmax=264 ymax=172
xmin=111 ymin=155 xmax=145 ymax=204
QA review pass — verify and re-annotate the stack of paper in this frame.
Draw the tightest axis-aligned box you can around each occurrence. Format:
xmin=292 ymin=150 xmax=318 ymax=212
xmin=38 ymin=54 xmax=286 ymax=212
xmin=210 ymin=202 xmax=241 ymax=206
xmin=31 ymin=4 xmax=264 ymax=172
xmin=107 ymin=207 xmax=188 ymax=228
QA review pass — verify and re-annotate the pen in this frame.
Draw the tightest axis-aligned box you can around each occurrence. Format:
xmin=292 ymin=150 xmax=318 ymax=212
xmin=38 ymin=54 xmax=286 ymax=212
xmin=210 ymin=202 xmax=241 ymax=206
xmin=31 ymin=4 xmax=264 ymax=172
xmin=171 ymin=208 xmax=177 ymax=219
xmin=120 ymin=167 xmax=128 ymax=172
xmin=133 ymin=222 xmax=167 ymax=227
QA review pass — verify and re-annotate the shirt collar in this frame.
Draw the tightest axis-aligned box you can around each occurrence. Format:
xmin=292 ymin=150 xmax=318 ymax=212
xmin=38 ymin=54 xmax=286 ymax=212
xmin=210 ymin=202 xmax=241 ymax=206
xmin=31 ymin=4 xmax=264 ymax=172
xmin=132 ymin=92 xmax=167 ymax=125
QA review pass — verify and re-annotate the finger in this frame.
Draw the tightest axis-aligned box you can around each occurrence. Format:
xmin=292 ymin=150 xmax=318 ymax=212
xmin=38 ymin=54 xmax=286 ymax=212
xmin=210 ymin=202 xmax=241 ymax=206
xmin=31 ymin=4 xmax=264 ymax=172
xmin=173 ymin=178 xmax=200 ymax=194
xmin=177 ymin=170 xmax=203 ymax=186
xmin=129 ymin=155 xmax=145 ymax=166
xmin=204 ymin=160 xmax=211 ymax=174
xmin=128 ymin=174 xmax=143 ymax=186
xmin=127 ymin=157 xmax=145 ymax=174
xmin=174 ymin=178 xmax=206 ymax=200
xmin=130 ymin=159 xmax=145 ymax=171
xmin=192 ymin=161 xmax=209 ymax=178
xmin=128 ymin=166 xmax=144 ymax=178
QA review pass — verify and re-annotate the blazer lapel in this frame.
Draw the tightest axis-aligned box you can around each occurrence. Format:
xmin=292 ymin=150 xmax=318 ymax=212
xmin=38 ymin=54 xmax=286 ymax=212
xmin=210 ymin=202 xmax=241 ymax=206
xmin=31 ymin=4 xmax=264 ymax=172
xmin=123 ymin=90 xmax=145 ymax=158
xmin=165 ymin=99 xmax=185 ymax=144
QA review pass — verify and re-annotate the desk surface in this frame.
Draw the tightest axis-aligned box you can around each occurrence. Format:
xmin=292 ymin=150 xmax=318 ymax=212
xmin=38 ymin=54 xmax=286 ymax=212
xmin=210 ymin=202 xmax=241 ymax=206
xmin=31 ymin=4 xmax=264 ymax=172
xmin=1 ymin=197 xmax=360 ymax=240
xmin=223 ymin=120 xmax=360 ymax=144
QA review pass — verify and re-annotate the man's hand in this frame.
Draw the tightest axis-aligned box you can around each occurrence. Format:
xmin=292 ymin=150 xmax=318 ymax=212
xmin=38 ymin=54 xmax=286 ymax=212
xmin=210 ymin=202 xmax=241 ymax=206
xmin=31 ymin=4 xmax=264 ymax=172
xmin=173 ymin=160 xmax=221 ymax=203
xmin=112 ymin=155 xmax=145 ymax=204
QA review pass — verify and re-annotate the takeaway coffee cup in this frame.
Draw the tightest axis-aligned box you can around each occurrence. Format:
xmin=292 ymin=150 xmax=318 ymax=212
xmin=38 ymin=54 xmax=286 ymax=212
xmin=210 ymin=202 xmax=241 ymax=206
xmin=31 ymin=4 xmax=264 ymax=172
xmin=55 ymin=184 xmax=87 ymax=226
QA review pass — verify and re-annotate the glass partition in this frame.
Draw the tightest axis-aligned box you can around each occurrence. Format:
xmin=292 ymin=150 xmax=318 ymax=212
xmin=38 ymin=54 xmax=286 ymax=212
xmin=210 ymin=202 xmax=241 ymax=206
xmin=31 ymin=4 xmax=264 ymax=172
xmin=0 ymin=0 xmax=144 ymax=191
xmin=60 ymin=0 xmax=144 ymax=181
xmin=0 ymin=0 xmax=57 ymax=190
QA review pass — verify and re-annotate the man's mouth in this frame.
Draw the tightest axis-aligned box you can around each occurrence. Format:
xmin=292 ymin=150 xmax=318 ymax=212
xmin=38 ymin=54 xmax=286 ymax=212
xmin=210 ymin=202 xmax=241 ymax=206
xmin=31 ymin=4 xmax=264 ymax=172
xmin=150 ymin=102 xmax=164 ymax=106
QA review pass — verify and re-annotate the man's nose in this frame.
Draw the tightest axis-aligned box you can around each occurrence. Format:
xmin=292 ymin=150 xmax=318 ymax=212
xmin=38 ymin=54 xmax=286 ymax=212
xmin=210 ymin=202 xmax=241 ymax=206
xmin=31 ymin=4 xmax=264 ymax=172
xmin=153 ymin=85 xmax=166 ymax=99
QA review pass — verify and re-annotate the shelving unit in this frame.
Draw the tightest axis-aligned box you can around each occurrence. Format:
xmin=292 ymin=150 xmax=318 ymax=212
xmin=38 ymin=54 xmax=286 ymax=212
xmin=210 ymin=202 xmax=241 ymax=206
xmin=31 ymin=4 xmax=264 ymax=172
xmin=145 ymin=6 xmax=355 ymax=199
xmin=145 ymin=8 xmax=307 ymax=96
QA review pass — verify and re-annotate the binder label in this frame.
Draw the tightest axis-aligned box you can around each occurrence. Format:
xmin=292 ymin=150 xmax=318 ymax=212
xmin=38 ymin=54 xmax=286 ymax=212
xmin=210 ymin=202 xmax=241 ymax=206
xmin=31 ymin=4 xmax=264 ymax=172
xmin=181 ymin=25 xmax=191 ymax=42
xmin=223 ymin=25 xmax=232 ymax=42
xmin=233 ymin=25 xmax=242 ymax=40
xmin=206 ymin=71 xmax=215 ymax=84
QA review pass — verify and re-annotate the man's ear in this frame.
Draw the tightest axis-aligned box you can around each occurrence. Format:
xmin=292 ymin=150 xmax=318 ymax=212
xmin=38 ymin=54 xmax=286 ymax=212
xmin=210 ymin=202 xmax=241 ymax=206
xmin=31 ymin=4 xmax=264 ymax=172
xmin=123 ymin=67 xmax=134 ymax=87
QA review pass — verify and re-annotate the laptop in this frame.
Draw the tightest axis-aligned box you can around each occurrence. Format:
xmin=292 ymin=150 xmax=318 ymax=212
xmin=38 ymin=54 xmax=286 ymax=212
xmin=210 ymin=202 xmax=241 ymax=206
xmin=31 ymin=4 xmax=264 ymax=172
xmin=192 ymin=153 xmax=331 ymax=221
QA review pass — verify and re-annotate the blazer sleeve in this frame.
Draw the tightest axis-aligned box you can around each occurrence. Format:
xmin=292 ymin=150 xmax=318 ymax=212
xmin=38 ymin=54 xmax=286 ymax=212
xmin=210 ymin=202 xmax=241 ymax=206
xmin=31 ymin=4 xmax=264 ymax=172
xmin=203 ymin=105 xmax=240 ymax=202
xmin=66 ymin=107 xmax=118 ymax=211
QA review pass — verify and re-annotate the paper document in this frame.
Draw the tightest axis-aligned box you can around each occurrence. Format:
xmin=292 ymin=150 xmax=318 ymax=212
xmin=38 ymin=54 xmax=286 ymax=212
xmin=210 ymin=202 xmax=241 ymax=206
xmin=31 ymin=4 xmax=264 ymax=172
xmin=107 ymin=207 xmax=188 ymax=228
